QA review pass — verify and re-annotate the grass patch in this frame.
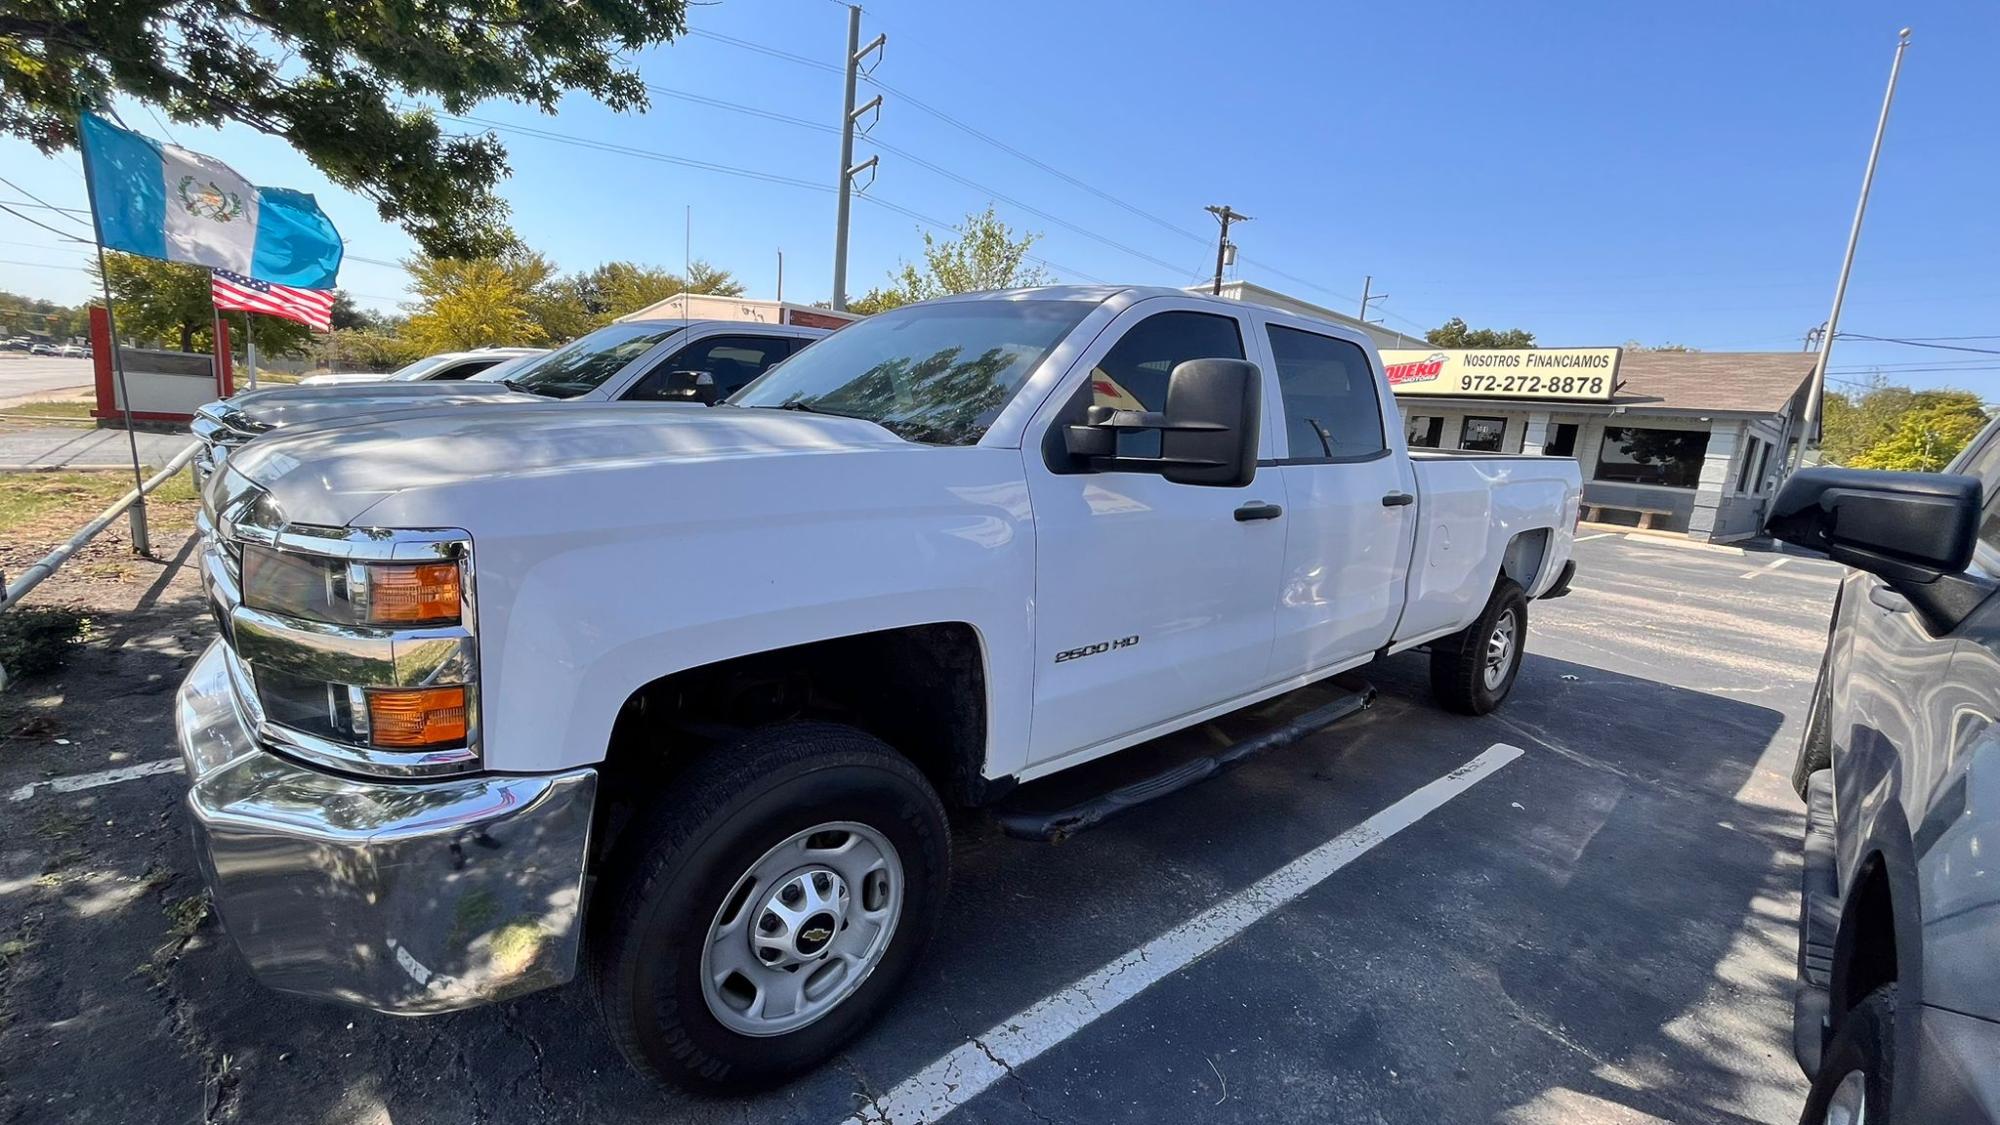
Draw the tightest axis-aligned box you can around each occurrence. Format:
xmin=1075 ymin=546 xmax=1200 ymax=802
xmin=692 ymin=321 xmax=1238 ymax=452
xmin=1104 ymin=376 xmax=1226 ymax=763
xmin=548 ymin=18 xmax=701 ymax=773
xmin=0 ymin=400 xmax=93 ymax=421
xmin=0 ymin=606 xmax=91 ymax=679
xmin=0 ymin=469 xmax=199 ymax=539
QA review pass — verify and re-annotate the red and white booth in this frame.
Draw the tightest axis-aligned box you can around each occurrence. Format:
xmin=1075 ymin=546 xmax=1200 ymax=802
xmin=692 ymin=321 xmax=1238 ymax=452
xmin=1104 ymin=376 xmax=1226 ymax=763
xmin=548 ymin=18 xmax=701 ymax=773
xmin=89 ymin=306 xmax=235 ymax=427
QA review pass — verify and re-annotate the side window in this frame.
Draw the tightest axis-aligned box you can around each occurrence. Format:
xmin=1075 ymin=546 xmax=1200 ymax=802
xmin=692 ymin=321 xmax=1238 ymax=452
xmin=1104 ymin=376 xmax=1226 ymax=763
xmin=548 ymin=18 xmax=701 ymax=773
xmin=624 ymin=335 xmax=794 ymax=401
xmin=1090 ymin=311 xmax=1244 ymax=457
xmin=1265 ymin=325 xmax=1385 ymax=461
xmin=432 ymin=358 xmax=502 ymax=381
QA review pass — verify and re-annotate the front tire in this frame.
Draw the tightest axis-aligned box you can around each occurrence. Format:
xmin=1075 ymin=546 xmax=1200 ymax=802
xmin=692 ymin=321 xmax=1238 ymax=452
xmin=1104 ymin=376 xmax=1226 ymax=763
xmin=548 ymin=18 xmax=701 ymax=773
xmin=1430 ymin=579 xmax=1528 ymax=715
xmin=1799 ymin=984 xmax=1896 ymax=1125
xmin=589 ymin=723 xmax=951 ymax=1092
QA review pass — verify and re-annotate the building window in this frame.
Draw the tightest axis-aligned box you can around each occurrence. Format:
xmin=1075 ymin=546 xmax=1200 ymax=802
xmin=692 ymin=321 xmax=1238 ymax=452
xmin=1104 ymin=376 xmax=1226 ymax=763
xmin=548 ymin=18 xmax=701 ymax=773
xmin=1405 ymin=414 xmax=1443 ymax=449
xmin=1594 ymin=426 xmax=1711 ymax=488
xmin=1459 ymin=416 xmax=1507 ymax=452
xmin=1545 ymin=423 xmax=1579 ymax=458
xmin=1735 ymin=437 xmax=1763 ymax=493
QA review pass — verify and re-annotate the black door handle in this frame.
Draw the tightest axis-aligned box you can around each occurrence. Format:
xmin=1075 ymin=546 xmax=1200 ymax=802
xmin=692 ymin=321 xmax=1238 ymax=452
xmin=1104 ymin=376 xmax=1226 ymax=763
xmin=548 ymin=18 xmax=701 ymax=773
xmin=1382 ymin=491 xmax=1415 ymax=507
xmin=1234 ymin=501 xmax=1283 ymax=522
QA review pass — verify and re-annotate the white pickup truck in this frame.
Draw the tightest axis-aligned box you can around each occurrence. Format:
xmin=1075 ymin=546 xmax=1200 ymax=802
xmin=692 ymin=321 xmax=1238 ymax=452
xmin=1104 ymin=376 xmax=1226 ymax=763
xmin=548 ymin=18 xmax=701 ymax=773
xmin=175 ymin=285 xmax=1581 ymax=1091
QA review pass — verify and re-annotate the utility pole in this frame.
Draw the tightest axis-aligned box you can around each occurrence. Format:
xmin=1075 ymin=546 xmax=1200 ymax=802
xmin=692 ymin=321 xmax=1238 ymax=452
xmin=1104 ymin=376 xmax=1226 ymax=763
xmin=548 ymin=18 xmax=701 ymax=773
xmin=831 ymin=5 xmax=885 ymax=311
xmin=1358 ymin=275 xmax=1389 ymax=324
xmin=1206 ymin=205 xmax=1250 ymax=295
xmin=1792 ymin=28 xmax=1913 ymax=471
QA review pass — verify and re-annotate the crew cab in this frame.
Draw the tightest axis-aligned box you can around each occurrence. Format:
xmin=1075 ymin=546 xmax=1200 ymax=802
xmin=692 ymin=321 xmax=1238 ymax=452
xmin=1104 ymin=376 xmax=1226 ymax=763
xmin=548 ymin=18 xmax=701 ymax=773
xmin=1768 ymin=447 xmax=2000 ymax=1124
xmin=174 ymin=286 xmax=1581 ymax=1091
xmin=189 ymin=318 xmax=830 ymax=481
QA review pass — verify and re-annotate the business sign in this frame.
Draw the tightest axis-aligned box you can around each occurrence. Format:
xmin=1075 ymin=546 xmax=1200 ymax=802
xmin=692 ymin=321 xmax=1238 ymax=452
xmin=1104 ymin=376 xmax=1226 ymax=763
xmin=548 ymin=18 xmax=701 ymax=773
xmin=1380 ymin=348 xmax=1622 ymax=401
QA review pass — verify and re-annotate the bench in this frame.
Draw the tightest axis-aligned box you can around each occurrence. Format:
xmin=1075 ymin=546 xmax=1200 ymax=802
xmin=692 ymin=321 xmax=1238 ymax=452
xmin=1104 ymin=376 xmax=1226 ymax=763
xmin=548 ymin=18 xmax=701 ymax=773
xmin=1584 ymin=502 xmax=1673 ymax=530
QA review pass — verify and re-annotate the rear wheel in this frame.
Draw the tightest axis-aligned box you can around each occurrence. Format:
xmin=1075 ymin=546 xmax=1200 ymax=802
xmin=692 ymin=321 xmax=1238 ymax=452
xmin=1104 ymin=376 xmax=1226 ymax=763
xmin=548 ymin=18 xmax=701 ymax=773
xmin=1430 ymin=579 xmax=1528 ymax=715
xmin=1799 ymin=984 xmax=1896 ymax=1125
xmin=589 ymin=723 xmax=950 ymax=1091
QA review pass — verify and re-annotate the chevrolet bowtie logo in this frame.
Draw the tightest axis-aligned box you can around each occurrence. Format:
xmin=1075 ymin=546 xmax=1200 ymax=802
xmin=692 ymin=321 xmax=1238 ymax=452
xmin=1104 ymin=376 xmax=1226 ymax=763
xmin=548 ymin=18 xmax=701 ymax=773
xmin=801 ymin=927 xmax=832 ymax=944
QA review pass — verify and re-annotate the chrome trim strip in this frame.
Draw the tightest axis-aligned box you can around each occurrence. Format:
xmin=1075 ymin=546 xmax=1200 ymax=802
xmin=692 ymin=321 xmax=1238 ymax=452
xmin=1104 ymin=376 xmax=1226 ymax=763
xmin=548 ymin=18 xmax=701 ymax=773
xmin=230 ymin=606 xmax=475 ymax=688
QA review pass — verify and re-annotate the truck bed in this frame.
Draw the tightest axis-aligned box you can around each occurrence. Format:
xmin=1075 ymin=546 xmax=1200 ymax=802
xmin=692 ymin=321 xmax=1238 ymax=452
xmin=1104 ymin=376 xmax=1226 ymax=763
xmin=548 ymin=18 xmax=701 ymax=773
xmin=1391 ymin=452 xmax=1581 ymax=645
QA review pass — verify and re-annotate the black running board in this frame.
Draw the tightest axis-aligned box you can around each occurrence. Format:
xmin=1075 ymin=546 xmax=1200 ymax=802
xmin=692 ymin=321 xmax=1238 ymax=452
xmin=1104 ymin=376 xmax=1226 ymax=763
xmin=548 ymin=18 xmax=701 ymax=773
xmin=994 ymin=686 xmax=1376 ymax=843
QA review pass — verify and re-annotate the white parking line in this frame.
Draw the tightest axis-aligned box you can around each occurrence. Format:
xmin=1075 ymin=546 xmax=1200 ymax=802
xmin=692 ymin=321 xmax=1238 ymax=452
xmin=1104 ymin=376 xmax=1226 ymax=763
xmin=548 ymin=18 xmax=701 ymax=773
xmin=842 ymin=743 xmax=1524 ymax=1125
xmin=1574 ymin=532 xmax=1615 ymax=542
xmin=8 ymin=758 xmax=184 ymax=802
xmin=1739 ymin=557 xmax=1790 ymax=580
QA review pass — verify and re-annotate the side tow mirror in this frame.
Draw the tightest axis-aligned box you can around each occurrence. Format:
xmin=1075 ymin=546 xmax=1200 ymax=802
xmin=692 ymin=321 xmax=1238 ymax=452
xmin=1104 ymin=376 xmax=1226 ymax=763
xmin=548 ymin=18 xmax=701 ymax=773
xmin=1061 ymin=358 xmax=1261 ymax=487
xmin=663 ymin=369 xmax=719 ymax=405
xmin=1764 ymin=466 xmax=1993 ymax=633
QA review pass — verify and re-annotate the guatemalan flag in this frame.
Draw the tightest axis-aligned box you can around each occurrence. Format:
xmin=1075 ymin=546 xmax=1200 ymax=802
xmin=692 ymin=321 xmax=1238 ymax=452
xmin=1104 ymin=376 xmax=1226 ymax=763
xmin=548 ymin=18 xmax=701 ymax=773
xmin=78 ymin=113 xmax=343 ymax=289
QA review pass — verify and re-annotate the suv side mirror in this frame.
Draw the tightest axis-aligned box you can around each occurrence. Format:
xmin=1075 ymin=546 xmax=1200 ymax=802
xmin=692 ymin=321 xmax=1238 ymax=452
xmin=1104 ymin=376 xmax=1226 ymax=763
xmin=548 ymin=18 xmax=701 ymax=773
xmin=663 ymin=369 xmax=719 ymax=405
xmin=1764 ymin=466 xmax=1993 ymax=633
xmin=1062 ymin=358 xmax=1260 ymax=487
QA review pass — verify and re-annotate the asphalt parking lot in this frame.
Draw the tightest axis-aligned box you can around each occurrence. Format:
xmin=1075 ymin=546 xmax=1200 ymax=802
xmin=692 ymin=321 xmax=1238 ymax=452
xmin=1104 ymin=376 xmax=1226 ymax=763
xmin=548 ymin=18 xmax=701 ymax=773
xmin=0 ymin=529 xmax=1840 ymax=1124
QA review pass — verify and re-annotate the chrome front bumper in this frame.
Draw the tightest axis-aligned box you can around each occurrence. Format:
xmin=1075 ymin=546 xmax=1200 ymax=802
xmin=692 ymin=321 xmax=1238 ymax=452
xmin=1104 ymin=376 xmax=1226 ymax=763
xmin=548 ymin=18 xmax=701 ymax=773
xmin=176 ymin=641 xmax=597 ymax=1015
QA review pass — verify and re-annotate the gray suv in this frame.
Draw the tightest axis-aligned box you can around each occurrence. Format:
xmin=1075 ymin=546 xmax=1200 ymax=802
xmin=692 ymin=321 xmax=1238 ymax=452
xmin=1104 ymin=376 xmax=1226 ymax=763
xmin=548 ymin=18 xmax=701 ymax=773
xmin=1766 ymin=437 xmax=2000 ymax=1124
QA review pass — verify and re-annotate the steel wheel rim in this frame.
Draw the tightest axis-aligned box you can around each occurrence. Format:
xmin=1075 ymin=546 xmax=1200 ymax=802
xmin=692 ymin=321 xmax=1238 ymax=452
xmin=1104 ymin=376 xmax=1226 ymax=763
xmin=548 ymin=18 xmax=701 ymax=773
xmin=1824 ymin=1069 xmax=1868 ymax=1125
xmin=699 ymin=820 xmax=904 ymax=1037
xmin=1482 ymin=608 xmax=1519 ymax=691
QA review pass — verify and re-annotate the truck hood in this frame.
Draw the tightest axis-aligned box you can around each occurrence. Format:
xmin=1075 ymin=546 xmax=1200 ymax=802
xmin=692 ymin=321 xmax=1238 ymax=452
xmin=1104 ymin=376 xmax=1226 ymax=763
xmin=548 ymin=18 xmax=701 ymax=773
xmin=213 ymin=380 xmax=538 ymax=434
xmin=228 ymin=403 xmax=915 ymax=527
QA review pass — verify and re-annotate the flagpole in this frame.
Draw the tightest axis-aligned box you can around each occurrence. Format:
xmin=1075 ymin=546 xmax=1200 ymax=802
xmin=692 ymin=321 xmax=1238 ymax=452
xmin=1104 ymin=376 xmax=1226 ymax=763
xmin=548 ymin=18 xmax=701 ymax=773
xmin=76 ymin=116 xmax=152 ymax=557
xmin=243 ymin=311 xmax=258 ymax=390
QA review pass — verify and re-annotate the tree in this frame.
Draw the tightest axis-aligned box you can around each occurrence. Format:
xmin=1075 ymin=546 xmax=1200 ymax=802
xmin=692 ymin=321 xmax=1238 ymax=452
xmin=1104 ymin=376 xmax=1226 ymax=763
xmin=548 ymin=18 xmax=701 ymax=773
xmin=861 ymin=206 xmax=1051 ymax=312
xmin=0 ymin=290 xmax=85 ymax=338
xmin=400 ymin=251 xmax=554 ymax=352
xmin=1427 ymin=317 xmax=1535 ymax=349
xmin=1622 ymin=340 xmax=1699 ymax=352
xmin=535 ymin=259 xmax=747 ymax=338
xmin=1821 ymin=377 xmax=1928 ymax=465
xmin=330 ymin=292 xmax=382 ymax=332
xmin=1845 ymin=391 xmax=1988 ymax=472
xmin=3 ymin=0 xmax=689 ymax=257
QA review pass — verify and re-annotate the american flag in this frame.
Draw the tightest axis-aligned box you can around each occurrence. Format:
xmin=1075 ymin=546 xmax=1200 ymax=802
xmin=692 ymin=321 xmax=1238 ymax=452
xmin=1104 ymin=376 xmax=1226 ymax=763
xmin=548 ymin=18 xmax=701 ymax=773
xmin=210 ymin=269 xmax=335 ymax=332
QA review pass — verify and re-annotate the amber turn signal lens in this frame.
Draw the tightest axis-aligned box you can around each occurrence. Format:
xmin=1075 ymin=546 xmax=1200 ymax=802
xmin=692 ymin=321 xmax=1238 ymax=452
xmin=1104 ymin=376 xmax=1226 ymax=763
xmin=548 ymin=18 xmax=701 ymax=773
xmin=367 ymin=686 xmax=468 ymax=748
xmin=366 ymin=562 xmax=461 ymax=625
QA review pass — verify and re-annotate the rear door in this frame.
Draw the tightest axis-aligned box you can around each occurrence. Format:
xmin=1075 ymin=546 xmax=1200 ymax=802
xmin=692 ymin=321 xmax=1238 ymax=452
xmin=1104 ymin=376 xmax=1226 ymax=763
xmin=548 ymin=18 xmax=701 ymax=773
xmin=1254 ymin=314 xmax=1419 ymax=675
xmin=1021 ymin=297 xmax=1285 ymax=771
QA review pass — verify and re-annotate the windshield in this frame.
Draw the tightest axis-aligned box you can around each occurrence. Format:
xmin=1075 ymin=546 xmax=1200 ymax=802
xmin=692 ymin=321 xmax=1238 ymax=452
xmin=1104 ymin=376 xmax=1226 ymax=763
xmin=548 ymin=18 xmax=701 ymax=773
xmin=504 ymin=323 xmax=685 ymax=399
xmin=729 ymin=300 xmax=1092 ymax=445
xmin=467 ymin=353 xmax=543 ymax=384
xmin=385 ymin=354 xmax=456 ymax=381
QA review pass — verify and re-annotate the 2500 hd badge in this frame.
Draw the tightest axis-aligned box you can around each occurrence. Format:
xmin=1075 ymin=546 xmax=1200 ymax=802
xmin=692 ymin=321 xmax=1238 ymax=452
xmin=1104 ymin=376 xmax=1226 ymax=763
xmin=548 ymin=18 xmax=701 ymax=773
xmin=1055 ymin=635 xmax=1141 ymax=663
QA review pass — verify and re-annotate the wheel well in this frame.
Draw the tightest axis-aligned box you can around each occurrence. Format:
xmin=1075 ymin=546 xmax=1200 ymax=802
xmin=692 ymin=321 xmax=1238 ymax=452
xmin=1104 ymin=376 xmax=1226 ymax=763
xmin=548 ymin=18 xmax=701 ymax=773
xmin=1835 ymin=855 xmax=1898 ymax=1019
xmin=599 ymin=623 xmax=991 ymax=816
xmin=1501 ymin=529 xmax=1551 ymax=591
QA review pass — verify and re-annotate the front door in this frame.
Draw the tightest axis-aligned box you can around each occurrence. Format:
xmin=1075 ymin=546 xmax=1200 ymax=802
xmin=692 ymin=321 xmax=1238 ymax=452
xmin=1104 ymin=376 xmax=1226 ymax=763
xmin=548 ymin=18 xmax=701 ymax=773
xmin=1256 ymin=317 xmax=1418 ymax=675
xmin=1021 ymin=298 xmax=1285 ymax=771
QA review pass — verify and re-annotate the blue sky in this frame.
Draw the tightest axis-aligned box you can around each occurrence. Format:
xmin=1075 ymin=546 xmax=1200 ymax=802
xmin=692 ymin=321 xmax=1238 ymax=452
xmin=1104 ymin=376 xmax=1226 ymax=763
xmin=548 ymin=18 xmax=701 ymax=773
xmin=3 ymin=0 xmax=1995 ymax=394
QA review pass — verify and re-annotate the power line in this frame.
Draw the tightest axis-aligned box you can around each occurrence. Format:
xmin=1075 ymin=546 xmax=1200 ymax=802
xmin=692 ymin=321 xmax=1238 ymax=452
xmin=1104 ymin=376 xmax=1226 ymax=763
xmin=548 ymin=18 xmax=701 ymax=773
xmin=649 ymin=83 xmax=1195 ymax=275
xmin=0 ymin=201 xmax=93 ymax=243
xmin=689 ymin=26 xmax=1407 ymax=316
xmin=1835 ymin=332 xmax=2000 ymax=355
xmin=0 ymin=176 xmax=91 ymax=224
xmin=685 ymin=27 xmax=843 ymax=74
xmin=441 ymin=111 xmax=1106 ymax=283
xmin=0 ymin=257 xmax=90 ymax=272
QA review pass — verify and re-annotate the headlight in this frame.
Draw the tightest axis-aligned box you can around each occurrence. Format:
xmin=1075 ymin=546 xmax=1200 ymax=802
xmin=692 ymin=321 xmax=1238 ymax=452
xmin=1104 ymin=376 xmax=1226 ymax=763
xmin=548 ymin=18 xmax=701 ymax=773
xmin=241 ymin=544 xmax=462 ymax=627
